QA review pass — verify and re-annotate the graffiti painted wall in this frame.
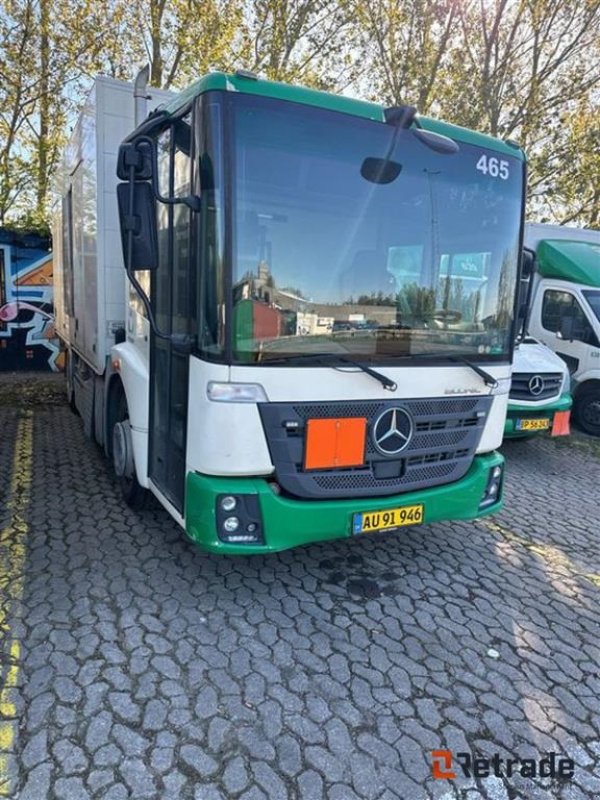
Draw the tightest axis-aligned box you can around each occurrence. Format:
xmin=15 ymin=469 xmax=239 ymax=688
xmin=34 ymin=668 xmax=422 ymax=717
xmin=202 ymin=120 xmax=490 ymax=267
xmin=0 ymin=230 xmax=63 ymax=372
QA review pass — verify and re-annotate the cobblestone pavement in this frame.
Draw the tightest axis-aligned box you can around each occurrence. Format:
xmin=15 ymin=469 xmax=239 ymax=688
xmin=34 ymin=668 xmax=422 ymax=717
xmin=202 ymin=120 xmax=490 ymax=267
xmin=1 ymin=387 xmax=599 ymax=800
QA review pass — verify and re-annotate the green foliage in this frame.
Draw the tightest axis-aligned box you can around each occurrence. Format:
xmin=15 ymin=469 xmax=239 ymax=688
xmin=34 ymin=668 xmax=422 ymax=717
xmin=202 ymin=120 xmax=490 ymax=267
xmin=1 ymin=0 xmax=599 ymax=228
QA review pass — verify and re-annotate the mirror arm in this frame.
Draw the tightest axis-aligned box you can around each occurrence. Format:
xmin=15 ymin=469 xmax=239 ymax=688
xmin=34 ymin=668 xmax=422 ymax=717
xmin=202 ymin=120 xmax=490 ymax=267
xmin=136 ymin=135 xmax=201 ymax=211
xmin=124 ymin=160 xmax=170 ymax=341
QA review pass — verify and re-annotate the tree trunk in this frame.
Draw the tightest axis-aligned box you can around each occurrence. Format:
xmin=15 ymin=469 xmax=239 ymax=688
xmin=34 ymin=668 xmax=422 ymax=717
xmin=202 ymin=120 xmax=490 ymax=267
xmin=37 ymin=0 xmax=50 ymax=218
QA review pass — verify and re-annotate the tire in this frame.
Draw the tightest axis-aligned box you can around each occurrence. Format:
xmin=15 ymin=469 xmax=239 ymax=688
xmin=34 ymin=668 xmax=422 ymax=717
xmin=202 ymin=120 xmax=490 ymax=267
xmin=574 ymin=385 xmax=600 ymax=437
xmin=111 ymin=388 xmax=148 ymax=510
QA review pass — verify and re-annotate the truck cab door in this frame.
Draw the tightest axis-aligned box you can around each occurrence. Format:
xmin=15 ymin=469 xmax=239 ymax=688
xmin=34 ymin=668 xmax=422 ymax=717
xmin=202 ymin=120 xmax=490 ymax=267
xmin=537 ymin=286 xmax=600 ymax=379
xmin=148 ymin=114 xmax=196 ymax=513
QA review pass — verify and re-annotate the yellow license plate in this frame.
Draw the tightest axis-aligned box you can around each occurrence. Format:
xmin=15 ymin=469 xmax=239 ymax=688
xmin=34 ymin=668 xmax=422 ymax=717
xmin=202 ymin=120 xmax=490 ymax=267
xmin=353 ymin=504 xmax=424 ymax=535
xmin=516 ymin=418 xmax=550 ymax=431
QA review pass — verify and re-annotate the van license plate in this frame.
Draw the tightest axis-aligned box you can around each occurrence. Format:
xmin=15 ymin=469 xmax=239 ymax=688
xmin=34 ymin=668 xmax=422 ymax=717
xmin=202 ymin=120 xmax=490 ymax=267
xmin=515 ymin=418 xmax=550 ymax=431
xmin=353 ymin=504 xmax=424 ymax=535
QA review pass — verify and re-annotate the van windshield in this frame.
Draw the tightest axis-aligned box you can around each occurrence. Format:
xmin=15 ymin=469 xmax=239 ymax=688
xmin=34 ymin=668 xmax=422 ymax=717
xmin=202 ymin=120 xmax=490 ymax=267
xmin=583 ymin=291 xmax=600 ymax=324
xmin=229 ymin=95 xmax=524 ymax=364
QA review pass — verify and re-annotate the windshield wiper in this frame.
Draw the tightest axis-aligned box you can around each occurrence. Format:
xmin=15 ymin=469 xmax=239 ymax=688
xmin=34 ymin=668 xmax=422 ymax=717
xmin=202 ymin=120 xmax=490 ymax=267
xmin=258 ymin=352 xmax=398 ymax=392
xmin=258 ymin=350 xmax=497 ymax=390
xmin=393 ymin=352 xmax=498 ymax=388
xmin=449 ymin=356 xmax=498 ymax=388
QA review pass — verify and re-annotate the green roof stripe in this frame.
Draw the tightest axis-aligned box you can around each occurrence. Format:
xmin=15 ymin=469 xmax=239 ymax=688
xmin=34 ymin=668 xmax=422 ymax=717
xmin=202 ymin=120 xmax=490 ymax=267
xmin=159 ymin=71 xmax=525 ymax=160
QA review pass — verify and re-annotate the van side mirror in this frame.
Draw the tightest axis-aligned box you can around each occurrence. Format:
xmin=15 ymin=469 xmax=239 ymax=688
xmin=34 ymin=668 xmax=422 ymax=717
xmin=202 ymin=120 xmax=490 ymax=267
xmin=558 ymin=314 xmax=574 ymax=341
xmin=117 ymin=182 xmax=158 ymax=271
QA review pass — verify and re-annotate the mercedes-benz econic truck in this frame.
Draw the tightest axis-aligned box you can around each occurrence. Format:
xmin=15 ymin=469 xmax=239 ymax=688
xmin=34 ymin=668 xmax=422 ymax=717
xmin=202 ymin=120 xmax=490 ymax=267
xmin=504 ymin=248 xmax=571 ymax=439
xmin=524 ymin=223 xmax=600 ymax=436
xmin=53 ymin=70 xmax=525 ymax=554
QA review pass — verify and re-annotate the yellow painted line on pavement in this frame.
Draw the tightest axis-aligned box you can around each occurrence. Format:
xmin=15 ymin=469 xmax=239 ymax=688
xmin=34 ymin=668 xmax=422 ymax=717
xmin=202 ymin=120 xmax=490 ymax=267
xmin=0 ymin=410 xmax=33 ymax=797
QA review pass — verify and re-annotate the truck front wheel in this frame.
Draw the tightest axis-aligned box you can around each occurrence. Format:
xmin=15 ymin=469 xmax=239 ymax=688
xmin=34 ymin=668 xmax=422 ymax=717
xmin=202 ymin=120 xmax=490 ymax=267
xmin=110 ymin=389 xmax=148 ymax=509
xmin=574 ymin=384 xmax=600 ymax=437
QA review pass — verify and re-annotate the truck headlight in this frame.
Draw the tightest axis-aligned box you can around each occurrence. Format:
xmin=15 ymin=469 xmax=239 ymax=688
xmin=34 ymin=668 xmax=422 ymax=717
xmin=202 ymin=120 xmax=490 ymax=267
xmin=216 ymin=494 xmax=264 ymax=545
xmin=207 ymin=382 xmax=268 ymax=403
xmin=220 ymin=495 xmax=237 ymax=512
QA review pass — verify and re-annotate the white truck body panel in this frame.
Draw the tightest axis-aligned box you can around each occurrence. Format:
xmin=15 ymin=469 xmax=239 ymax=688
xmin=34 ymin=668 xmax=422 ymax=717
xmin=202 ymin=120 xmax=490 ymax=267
xmin=53 ymin=77 xmax=172 ymax=374
xmin=183 ymin=359 xmax=512 ymax=477
xmin=525 ymin=222 xmax=600 ymax=251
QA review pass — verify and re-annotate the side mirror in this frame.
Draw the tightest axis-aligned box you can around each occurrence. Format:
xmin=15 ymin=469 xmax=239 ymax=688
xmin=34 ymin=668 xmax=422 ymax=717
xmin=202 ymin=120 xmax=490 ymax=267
xmin=118 ymin=131 xmax=200 ymax=211
xmin=117 ymin=140 xmax=153 ymax=181
xmin=559 ymin=314 xmax=574 ymax=341
xmin=117 ymin=182 xmax=158 ymax=271
xmin=521 ymin=248 xmax=535 ymax=278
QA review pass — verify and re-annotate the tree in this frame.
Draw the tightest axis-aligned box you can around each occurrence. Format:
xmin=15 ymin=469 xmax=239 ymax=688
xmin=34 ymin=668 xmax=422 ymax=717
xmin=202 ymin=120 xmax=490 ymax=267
xmin=125 ymin=0 xmax=243 ymax=89
xmin=0 ymin=0 xmax=37 ymax=223
xmin=532 ymin=95 xmax=600 ymax=226
xmin=349 ymin=0 xmax=459 ymax=111
xmin=0 ymin=0 xmax=125 ymax=223
xmin=237 ymin=0 xmax=355 ymax=88
xmin=353 ymin=0 xmax=600 ymax=226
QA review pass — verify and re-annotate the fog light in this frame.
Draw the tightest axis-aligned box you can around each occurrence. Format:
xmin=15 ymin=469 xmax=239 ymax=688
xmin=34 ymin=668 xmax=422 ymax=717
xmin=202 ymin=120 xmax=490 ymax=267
xmin=227 ymin=534 xmax=258 ymax=543
xmin=215 ymin=494 xmax=264 ymax=545
xmin=479 ymin=463 xmax=504 ymax=509
xmin=223 ymin=516 xmax=240 ymax=533
xmin=220 ymin=495 xmax=237 ymax=512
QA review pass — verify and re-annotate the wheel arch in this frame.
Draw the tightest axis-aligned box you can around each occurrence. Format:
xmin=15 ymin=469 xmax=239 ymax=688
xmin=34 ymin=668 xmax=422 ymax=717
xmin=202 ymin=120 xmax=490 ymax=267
xmin=574 ymin=378 xmax=600 ymax=401
xmin=108 ymin=342 xmax=151 ymax=488
xmin=573 ymin=378 xmax=600 ymax=436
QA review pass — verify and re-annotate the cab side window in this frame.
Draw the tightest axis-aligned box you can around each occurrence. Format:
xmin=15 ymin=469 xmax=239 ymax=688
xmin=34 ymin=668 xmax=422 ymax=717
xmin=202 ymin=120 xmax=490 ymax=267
xmin=542 ymin=290 xmax=599 ymax=345
xmin=542 ymin=290 xmax=572 ymax=333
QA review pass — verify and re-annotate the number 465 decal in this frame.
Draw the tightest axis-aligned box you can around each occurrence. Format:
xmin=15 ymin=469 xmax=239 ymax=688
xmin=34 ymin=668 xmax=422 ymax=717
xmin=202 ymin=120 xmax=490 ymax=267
xmin=476 ymin=155 xmax=510 ymax=180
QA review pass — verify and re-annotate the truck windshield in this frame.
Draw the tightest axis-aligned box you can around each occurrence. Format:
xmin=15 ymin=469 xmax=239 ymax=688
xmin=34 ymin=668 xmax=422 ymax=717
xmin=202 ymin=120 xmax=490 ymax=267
xmin=229 ymin=94 xmax=523 ymax=364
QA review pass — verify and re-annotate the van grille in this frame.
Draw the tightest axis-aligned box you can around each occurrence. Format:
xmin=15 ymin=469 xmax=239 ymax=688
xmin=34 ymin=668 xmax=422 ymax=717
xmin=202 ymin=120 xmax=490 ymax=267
xmin=510 ymin=373 xmax=562 ymax=401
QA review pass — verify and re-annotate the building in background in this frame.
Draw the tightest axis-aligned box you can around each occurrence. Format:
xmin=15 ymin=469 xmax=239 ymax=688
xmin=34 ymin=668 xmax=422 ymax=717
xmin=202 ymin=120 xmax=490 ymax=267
xmin=0 ymin=228 xmax=62 ymax=371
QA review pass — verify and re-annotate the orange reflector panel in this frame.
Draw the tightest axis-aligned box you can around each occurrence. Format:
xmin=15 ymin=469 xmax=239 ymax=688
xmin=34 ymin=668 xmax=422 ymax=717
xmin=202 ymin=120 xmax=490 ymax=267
xmin=551 ymin=409 xmax=571 ymax=437
xmin=304 ymin=417 xmax=367 ymax=470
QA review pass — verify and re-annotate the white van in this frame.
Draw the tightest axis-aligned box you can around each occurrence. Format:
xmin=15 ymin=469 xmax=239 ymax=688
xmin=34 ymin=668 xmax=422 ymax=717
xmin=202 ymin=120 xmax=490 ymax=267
xmin=524 ymin=223 xmax=600 ymax=436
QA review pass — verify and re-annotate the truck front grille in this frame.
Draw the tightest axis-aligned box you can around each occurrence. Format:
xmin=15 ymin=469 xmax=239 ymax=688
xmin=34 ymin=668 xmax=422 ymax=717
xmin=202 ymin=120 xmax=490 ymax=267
xmin=259 ymin=397 xmax=492 ymax=500
xmin=510 ymin=373 xmax=562 ymax=401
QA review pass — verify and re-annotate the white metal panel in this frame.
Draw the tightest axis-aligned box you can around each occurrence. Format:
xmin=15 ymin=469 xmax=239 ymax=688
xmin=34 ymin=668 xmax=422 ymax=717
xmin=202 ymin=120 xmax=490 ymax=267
xmin=185 ymin=359 xmax=511 ymax=476
xmin=230 ymin=362 xmax=510 ymax=402
xmin=186 ymin=359 xmax=275 ymax=477
xmin=525 ymin=223 xmax=600 ymax=251
xmin=96 ymin=78 xmax=173 ymax=375
xmin=111 ymin=339 xmax=151 ymax=486
xmin=51 ymin=76 xmax=172 ymax=373
xmin=513 ymin=339 xmax=569 ymax=376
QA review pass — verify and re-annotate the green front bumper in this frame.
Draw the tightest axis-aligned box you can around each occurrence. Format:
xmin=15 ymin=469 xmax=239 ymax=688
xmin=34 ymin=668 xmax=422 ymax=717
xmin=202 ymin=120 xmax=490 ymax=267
xmin=185 ymin=452 xmax=504 ymax=555
xmin=504 ymin=392 xmax=572 ymax=438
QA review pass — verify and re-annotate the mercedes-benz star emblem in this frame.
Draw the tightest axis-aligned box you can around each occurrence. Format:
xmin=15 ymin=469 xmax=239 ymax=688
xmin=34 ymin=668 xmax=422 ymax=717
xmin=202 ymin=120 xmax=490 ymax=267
xmin=372 ymin=407 xmax=413 ymax=456
xmin=528 ymin=375 xmax=545 ymax=396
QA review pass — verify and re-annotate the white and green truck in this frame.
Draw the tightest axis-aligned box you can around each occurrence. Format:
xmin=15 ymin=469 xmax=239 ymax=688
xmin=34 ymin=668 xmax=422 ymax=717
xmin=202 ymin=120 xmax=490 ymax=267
xmin=53 ymin=69 xmax=525 ymax=554
xmin=524 ymin=223 xmax=600 ymax=436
